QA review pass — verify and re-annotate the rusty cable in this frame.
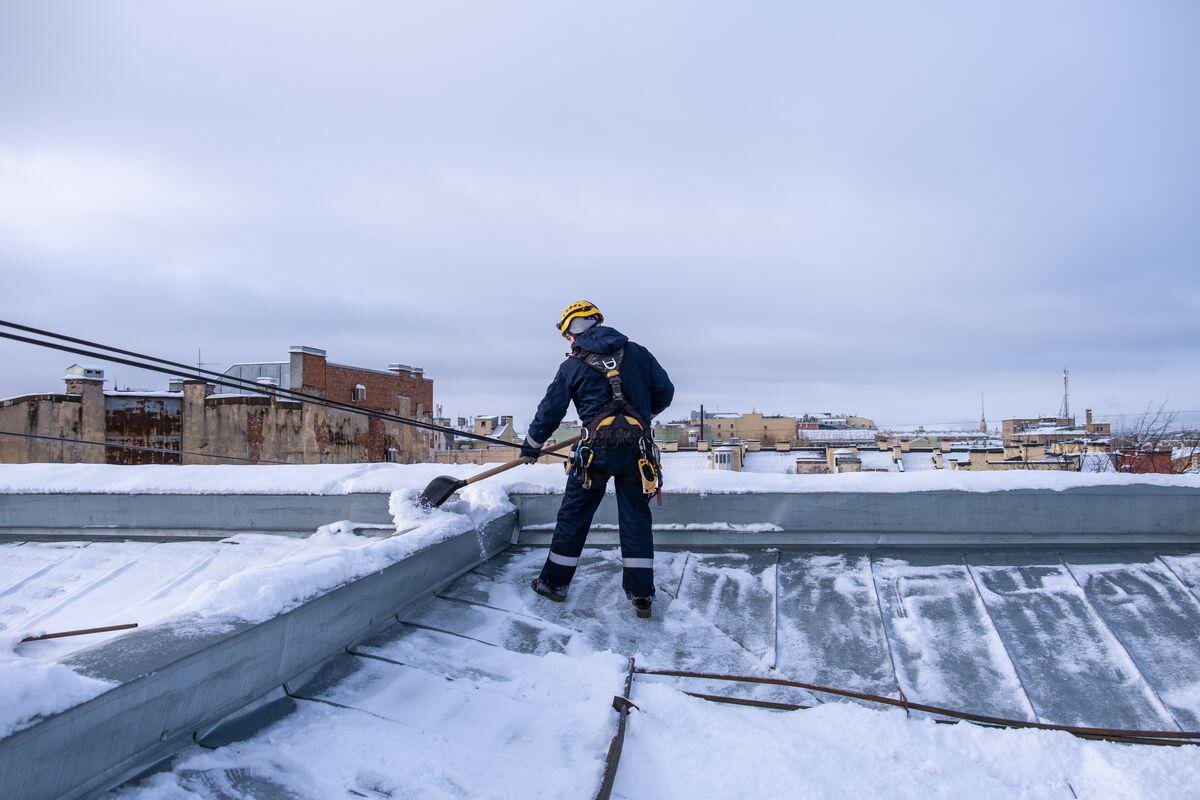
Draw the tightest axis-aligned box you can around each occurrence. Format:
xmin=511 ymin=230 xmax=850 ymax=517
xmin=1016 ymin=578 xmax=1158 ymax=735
xmin=636 ymin=666 xmax=1200 ymax=745
xmin=594 ymin=657 xmax=637 ymax=800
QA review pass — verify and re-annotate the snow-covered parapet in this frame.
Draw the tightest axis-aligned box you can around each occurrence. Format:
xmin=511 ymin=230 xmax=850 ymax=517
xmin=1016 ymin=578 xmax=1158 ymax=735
xmin=1 ymin=462 xmax=1199 ymax=495
xmin=0 ymin=474 xmax=521 ymax=749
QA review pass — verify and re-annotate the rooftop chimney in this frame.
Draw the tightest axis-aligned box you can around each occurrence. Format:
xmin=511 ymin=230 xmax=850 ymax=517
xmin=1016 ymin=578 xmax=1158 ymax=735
xmin=389 ymin=363 xmax=425 ymax=378
xmin=64 ymin=364 xmax=105 ymax=383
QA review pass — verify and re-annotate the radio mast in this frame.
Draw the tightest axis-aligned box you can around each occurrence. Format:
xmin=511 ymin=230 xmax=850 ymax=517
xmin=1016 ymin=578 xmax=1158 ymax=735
xmin=1058 ymin=368 xmax=1070 ymax=419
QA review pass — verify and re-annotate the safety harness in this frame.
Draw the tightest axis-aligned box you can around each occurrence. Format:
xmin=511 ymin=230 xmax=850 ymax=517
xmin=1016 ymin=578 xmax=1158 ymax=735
xmin=566 ymin=347 xmax=663 ymax=500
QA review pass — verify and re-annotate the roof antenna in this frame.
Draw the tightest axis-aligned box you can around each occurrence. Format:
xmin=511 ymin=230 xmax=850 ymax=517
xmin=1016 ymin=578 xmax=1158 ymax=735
xmin=1059 ymin=368 xmax=1070 ymax=420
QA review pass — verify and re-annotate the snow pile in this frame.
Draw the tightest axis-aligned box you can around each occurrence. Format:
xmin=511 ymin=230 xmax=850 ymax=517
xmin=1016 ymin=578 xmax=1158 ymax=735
xmin=655 ymin=468 xmax=1200 ymax=494
xmin=618 ymin=684 xmax=1200 ymax=799
xmin=0 ymin=471 xmax=529 ymax=741
xmin=0 ymin=462 xmax=480 ymax=495
xmin=0 ymin=631 xmax=115 ymax=739
xmin=3 ymin=461 xmax=1199 ymax=496
xmin=179 ymin=483 xmax=517 ymax=625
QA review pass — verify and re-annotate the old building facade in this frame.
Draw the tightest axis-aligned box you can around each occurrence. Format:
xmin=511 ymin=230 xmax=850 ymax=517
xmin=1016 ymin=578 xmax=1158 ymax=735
xmin=0 ymin=347 xmax=434 ymax=465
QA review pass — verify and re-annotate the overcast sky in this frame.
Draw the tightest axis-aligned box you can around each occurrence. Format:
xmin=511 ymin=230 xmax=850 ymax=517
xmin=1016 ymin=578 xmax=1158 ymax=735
xmin=2 ymin=2 xmax=1197 ymax=430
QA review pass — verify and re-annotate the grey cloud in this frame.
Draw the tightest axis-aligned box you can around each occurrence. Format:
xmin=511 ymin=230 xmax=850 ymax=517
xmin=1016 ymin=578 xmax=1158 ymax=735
xmin=1 ymin=1 xmax=1197 ymax=430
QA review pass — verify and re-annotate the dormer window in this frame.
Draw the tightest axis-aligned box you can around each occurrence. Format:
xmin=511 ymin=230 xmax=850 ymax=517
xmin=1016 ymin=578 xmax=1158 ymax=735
xmin=353 ymin=384 xmax=367 ymax=401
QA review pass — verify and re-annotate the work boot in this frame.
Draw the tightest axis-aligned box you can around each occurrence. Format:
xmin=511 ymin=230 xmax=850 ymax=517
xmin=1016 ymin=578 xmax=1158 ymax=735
xmin=531 ymin=578 xmax=568 ymax=602
xmin=632 ymin=597 xmax=652 ymax=619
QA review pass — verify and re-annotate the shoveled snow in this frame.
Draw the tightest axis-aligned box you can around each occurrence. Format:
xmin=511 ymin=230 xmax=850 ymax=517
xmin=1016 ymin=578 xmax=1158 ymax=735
xmin=0 ymin=471 xmax=527 ymax=741
xmin=2 ymin=461 xmax=1199 ymax=495
xmin=0 ymin=630 xmax=114 ymax=739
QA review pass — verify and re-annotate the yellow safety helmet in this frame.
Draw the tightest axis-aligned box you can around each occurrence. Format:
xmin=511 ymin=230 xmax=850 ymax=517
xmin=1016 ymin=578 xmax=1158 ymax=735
xmin=557 ymin=300 xmax=604 ymax=335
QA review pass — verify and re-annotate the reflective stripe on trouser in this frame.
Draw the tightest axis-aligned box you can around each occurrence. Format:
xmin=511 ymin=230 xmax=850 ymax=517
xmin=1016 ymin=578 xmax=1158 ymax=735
xmin=546 ymin=551 xmax=580 ymax=567
xmin=539 ymin=445 xmax=655 ymax=599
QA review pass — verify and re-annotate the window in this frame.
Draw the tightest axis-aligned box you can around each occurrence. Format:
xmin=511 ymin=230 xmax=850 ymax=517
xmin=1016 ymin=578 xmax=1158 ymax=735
xmin=386 ymin=447 xmax=399 ymax=463
xmin=353 ymin=384 xmax=367 ymax=401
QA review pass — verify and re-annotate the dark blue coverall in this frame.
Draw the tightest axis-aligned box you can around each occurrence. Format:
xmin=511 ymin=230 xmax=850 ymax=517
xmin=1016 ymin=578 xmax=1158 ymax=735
xmin=525 ymin=325 xmax=674 ymax=599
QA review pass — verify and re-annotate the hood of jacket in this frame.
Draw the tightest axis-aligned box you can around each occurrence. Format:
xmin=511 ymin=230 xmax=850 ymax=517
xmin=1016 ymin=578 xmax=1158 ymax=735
xmin=571 ymin=324 xmax=628 ymax=356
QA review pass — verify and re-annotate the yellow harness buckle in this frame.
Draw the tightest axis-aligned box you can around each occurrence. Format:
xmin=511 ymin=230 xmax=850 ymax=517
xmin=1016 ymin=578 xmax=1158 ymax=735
xmin=637 ymin=457 xmax=660 ymax=496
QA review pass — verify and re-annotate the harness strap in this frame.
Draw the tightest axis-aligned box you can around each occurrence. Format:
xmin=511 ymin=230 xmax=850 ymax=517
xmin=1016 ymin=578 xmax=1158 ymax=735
xmin=576 ymin=348 xmax=647 ymax=430
xmin=572 ymin=346 xmax=663 ymax=497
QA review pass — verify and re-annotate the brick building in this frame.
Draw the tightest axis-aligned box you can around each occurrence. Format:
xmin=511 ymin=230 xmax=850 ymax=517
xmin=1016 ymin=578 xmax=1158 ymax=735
xmin=0 ymin=347 xmax=434 ymax=465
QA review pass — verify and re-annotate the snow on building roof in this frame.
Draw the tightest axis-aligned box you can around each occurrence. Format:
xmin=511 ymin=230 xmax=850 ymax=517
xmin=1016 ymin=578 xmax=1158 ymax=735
xmin=660 ymin=451 xmax=711 ymax=471
xmin=1079 ymin=452 xmax=1115 ymax=473
xmin=858 ymin=450 xmax=899 ymax=471
xmin=899 ymin=451 xmax=938 ymax=471
xmin=742 ymin=451 xmax=806 ymax=473
xmin=104 ymin=390 xmax=184 ymax=398
xmin=945 ymin=438 xmax=1003 ymax=450
xmin=799 ymin=429 xmax=877 ymax=443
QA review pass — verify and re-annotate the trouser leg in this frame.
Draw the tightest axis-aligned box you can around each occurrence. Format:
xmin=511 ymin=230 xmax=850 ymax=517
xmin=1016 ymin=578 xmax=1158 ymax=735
xmin=539 ymin=465 xmax=607 ymax=589
xmin=613 ymin=450 xmax=655 ymax=599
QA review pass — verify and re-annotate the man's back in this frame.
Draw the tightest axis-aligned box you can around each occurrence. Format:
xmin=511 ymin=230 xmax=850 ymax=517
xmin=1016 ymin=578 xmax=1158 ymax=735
xmin=526 ymin=324 xmax=673 ymax=445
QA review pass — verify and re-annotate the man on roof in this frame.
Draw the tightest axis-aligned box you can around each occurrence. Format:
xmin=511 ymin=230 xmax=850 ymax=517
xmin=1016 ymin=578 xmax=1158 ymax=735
xmin=521 ymin=300 xmax=675 ymax=618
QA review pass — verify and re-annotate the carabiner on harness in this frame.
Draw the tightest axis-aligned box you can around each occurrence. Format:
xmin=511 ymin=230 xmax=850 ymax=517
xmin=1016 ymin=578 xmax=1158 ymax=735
xmin=637 ymin=457 xmax=661 ymax=497
xmin=566 ymin=443 xmax=595 ymax=489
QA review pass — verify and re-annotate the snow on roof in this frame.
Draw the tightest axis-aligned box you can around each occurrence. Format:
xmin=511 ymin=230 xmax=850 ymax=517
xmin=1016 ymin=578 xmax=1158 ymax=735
xmin=104 ymin=390 xmax=183 ymax=398
xmin=799 ymin=429 xmax=876 ymax=443
xmin=660 ymin=451 xmax=711 ymax=471
xmin=945 ymin=438 xmax=1003 ymax=450
xmin=1015 ymin=424 xmax=1090 ymax=436
xmin=106 ymin=545 xmax=1200 ymax=797
xmin=881 ymin=426 xmax=988 ymax=436
xmin=1079 ymin=452 xmax=1115 ymax=473
xmin=2 ymin=463 xmax=1200 ymax=496
xmin=742 ymin=451 xmax=805 ymax=473
xmin=899 ymin=451 xmax=938 ymax=471
xmin=858 ymin=450 xmax=899 ymax=472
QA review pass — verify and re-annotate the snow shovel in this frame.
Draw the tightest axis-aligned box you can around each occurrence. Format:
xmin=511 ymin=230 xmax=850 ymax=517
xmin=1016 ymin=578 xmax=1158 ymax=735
xmin=418 ymin=435 xmax=581 ymax=508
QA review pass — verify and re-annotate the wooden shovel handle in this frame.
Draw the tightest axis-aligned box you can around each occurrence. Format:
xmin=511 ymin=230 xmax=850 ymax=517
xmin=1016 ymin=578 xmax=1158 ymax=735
xmin=463 ymin=435 xmax=581 ymax=486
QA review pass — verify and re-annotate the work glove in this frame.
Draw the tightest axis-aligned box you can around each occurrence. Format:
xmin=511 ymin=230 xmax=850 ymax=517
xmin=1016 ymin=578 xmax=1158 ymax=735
xmin=519 ymin=438 xmax=542 ymax=461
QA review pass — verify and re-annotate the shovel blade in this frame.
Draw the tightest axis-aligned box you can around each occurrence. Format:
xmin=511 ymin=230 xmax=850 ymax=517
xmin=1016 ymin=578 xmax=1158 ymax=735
xmin=419 ymin=475 xmax=468 ymax=508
